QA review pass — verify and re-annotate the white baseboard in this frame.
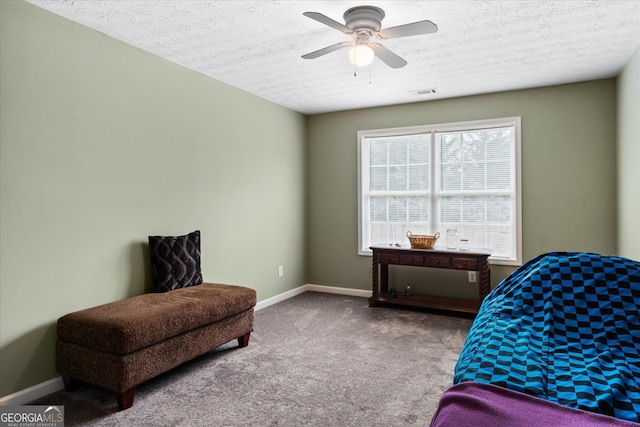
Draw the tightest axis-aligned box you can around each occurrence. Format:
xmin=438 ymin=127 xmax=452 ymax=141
xmin=255 ymin=285 xmax=308 ymax=311
xmin=304 ymin=284 xmax=372 ymax=298
xmin=0 ymin=376 xmax=64 ymax=406
xmin=1 ymin=284 xmax=371 ymax=405
xmin=255 ymin=284 xmax=371 ymax=311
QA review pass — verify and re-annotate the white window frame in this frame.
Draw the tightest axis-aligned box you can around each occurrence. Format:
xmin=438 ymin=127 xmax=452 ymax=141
xmin=357 ymin=117 xmax=522 ymax=266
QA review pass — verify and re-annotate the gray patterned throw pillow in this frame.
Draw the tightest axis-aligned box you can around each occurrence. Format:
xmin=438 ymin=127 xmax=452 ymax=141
xmin=148 ymin=230 xmax=203 ymax=292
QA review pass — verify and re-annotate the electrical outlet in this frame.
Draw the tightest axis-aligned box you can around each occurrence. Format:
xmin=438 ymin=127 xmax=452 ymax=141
xmin=468 ymin=271 xmax=477 ymax=283
xmin=278 ymin=266 xmax=284 ymax=277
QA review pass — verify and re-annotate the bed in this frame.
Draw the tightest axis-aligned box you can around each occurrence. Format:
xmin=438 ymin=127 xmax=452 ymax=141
xmin=431 ymin=252 xmax=640 ymax=426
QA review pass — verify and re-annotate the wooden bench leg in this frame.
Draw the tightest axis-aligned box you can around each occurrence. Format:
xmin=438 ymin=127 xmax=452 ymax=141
xmin=237 ymin=332 xmax=251 ymax=348
xmin=116 ymin=387 xmax=136 ymax=410
xmin=62 ymin=374 xmax=81 ymax=392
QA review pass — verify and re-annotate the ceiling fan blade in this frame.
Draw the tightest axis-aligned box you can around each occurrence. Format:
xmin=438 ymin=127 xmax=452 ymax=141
xmin=303 ymin=12 xmax=352 ymax=34
xmin=378 ymin=20 xmax=438 ymax=39
xmin=370 ymin=43 xmax=407 ymax=68
xmin=302 ymin=41 xmax=352 ymax=59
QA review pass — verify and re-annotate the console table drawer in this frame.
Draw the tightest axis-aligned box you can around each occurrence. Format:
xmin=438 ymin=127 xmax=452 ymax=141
xmin=451 ymin=257 xmax=479 ymax=270
xmin=425 ymin=256 xmax=451 ymax=268
xmin=377 ymin=253 xmax=400 ymax=264
xmin=401 ymin=254 xmax=425 ymax=266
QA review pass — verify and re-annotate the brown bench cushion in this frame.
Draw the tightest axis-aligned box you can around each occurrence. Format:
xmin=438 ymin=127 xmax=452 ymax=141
xmin=57 ymin=283 xmax=256 ymax=354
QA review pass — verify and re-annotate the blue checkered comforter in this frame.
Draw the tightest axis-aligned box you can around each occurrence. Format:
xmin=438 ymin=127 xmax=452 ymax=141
xmin=454 ymin=252 xmax=640 ymax=422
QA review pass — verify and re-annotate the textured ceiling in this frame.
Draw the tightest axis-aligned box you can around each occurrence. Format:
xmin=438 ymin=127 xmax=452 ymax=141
xmin=26 ymin=1 xmax=640 ymax=115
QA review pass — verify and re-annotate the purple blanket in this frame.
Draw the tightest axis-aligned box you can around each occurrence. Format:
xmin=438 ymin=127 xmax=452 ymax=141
xmin=430 ymin=382 xmax=639 ymax=427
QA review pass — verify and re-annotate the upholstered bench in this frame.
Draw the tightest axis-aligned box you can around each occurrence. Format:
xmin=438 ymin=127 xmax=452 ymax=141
xmin=56 ymin=283 xmax=256 ymax=410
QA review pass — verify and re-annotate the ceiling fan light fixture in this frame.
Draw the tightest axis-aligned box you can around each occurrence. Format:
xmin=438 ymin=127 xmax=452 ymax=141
xmin=348 ymin=43 xmax=374 ymax=67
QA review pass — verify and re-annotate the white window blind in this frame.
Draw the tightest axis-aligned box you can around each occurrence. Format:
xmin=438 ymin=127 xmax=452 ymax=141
xmin=358 ymin=118 xmax=521 ymax=265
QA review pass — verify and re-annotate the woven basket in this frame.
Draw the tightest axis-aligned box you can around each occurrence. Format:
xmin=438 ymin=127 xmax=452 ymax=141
xmin=407 ymin=231 xmax=440 ymax=249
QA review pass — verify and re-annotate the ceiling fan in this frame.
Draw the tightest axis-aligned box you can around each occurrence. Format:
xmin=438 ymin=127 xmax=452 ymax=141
xmin=301 ymin=5 xmax=438 ymax=69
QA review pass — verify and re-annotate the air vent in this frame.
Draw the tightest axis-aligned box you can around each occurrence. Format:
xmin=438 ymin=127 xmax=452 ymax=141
xmin=411 ymin=88 xmax=437 ymax=95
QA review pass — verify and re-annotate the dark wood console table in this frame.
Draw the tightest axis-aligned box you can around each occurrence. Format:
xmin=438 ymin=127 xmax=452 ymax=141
xmin=369 ymin=245 xmax=492 ymax=314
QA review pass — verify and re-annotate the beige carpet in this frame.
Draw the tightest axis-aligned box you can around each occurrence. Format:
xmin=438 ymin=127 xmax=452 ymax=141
xmin=33 ymin=292 xmax=473 ymax=426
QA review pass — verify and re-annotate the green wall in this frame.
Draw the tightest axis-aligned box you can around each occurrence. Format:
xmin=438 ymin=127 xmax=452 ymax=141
xmin=307 ymin=79 xmax=618 ymax=294
xmin=0 ymin=1 xmax=306 ymax=396
xmin=617 ymin=46 xmax=640 ymax=261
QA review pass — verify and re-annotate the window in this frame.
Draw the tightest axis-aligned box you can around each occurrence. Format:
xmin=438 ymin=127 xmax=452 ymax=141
xmin=358 ymin=117 xmax=521 ymax=265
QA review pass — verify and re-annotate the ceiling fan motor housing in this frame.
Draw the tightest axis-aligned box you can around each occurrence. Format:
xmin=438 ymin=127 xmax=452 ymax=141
xmin=343 ymin=6 xmax=385 ymax=32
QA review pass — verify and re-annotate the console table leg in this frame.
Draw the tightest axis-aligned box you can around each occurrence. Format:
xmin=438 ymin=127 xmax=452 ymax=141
xmin=479 ymin=258 xmax=491 ymax=300
xmin=370 ymin=257 xmax=379 ymax=306
xmin=380 ymin=264 xmax=389 ymax=294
